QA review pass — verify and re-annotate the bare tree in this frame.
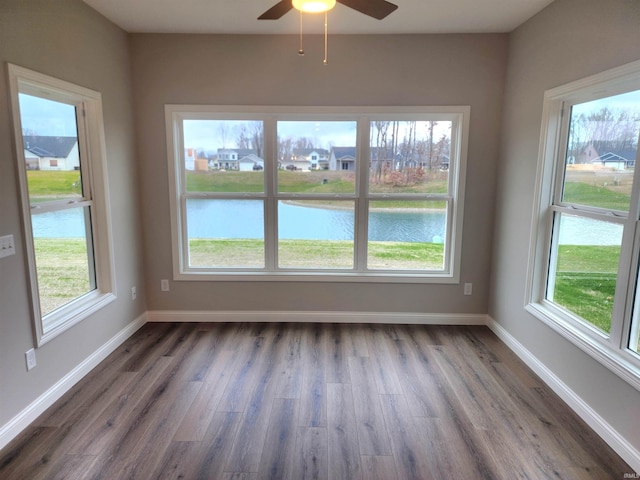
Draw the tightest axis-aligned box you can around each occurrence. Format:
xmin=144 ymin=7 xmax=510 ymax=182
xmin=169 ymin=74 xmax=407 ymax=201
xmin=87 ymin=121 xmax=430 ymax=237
xmin=236 ymin=121 xmax=264 ymax=158
xmin=218 ymin=123 xmax=230 ymax=149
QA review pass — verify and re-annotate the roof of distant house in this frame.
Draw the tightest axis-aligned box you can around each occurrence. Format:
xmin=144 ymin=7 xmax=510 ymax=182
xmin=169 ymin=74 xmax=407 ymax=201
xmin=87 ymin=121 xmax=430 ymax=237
xmin=593 ymin=150 xmax=637 ymax=163
xmin=23 ymin=136 xmax=77 ymax=158
xmin=331 ymin=147 xmax=357 ymax=159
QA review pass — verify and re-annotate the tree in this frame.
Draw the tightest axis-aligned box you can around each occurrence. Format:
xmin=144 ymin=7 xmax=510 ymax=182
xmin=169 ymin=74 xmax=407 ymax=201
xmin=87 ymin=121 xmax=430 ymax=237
xmin=236 ymin=121 xmax=264 ymax=158
xmin=569 ymin=106 xmax=640 ymax=163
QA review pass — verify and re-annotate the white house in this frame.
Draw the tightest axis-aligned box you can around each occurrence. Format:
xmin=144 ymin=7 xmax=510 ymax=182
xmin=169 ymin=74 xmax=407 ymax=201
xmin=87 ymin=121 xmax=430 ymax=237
xmin=23 ymin=136 xmax=79 ymax=170
xmin=329 ymin=146 xmax=357 ymax=171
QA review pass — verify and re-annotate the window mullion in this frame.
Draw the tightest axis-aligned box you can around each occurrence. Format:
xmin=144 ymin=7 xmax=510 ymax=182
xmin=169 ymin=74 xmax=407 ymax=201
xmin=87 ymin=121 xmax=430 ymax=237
xmin=264 ymin=117 xmax=278 ymax=271
xmin=355 ymin=116 xmax=370 ymax=271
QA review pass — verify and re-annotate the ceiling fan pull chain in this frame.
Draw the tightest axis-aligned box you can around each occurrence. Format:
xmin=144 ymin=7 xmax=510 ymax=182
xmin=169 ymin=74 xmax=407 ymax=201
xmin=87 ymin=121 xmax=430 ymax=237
xmin=323 ymin=11 xmax=328 ymax=65
xmin=298 ymin=9 xmax=304 ymax=55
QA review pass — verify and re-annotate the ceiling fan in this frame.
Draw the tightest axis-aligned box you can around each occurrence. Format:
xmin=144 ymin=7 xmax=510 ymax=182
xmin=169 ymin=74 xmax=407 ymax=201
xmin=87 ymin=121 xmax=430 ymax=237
xmin=258 ymin=0 xmax=399 ymax=21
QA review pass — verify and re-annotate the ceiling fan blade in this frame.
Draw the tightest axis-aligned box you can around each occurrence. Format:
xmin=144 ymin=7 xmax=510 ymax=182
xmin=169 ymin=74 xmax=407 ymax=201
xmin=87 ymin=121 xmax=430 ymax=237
xmin=258 ymin=0 xmax=294 ymax=20
xmin=337 ymin=0 xmax=398 ymax=19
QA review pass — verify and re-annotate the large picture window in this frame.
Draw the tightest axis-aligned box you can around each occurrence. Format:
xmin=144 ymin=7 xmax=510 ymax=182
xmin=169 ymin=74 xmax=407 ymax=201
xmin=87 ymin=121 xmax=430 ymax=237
xmin=528 ymin=60 xmax=640 ymax=387
xmin=166 ymin=106 xmax=469 ymax=282
xmin=8 ymin=64 xmax=115 ymax=345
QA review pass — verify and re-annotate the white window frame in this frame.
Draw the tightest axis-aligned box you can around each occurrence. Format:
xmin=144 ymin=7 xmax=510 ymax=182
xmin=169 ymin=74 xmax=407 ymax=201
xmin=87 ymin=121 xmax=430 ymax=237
xmin=526 ymin=59 xmax=640 ymax=390
xmin=166 ymin=105 xmax=469 ymax=283
xmin=8 ymin=64 xmax=116 ymax=346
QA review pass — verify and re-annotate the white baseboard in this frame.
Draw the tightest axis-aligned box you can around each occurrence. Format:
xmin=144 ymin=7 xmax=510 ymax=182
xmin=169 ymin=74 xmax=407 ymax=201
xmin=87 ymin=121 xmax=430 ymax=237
xmin=0 ymin=313 xmax=147 ymax=451
xmin=146 ymin=309 xmax=489 ymax=325
xmin=487 ymin=316 xmax=640 ymax=474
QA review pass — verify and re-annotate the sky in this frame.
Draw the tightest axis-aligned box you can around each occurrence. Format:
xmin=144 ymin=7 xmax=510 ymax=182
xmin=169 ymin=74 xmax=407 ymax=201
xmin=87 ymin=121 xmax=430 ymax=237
xmin=18 ymin=93 xmax=78 ymax=137
xmin=183 ymin=119 xmax=452 ymax=152
xmin=573 ymin=89 xmax=640 ymax=115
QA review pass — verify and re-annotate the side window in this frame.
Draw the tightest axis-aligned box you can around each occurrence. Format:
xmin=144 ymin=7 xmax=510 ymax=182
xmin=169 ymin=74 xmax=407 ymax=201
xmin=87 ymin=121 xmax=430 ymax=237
xmin=528 ymin=60 xmax=640 ymax=387
xmin=9 ymin=65 xmax=115 ymax=345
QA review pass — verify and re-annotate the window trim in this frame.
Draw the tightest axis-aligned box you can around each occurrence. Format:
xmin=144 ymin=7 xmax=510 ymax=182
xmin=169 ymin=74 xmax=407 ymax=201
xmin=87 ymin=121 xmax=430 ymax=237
xmin=8 ymin=64 xmax=116 ymax=346
xmin=166 ymin=105 xmax=469 ymax=283
xmin=526 ymin=59 xmax=640 ymax=390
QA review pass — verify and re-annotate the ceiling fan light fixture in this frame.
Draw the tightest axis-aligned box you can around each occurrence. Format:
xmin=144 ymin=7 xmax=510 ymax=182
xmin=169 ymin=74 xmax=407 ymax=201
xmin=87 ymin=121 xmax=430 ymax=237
xmin=292 ymin=0 xmax=336 ymax=13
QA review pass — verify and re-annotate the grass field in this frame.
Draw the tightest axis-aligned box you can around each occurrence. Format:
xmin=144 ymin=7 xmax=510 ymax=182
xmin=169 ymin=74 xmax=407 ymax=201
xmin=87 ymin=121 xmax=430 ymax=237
xmin=188 ymin=238 xmax=445 ymax=270
xmin=185 ymin=170 xmax=448 ymax=197
xmin=563 ymin=181 xmax=631 ymax=211
xmin=552 ymin=244 xmax=619 ymax=334
xmin=33 ymin=238 xmax=93 ymax=316
xmin=26 ymin=170 xmax=82 ymax=201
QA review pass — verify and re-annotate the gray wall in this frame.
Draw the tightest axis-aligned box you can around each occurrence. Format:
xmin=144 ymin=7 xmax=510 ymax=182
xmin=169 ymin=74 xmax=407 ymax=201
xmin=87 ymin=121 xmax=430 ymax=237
xmin=0 ymin=0 xmax=145 ymax=427
xmin=130 ymin=33 xmax=507 ymax=313
xmin=490 ymin=0 xmax=640 ymax=455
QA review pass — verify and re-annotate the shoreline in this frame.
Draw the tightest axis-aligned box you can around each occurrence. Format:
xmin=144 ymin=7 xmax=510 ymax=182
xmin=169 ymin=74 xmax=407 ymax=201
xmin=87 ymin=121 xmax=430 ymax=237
xmin=281 ymin=199 xmax=447 ymax=213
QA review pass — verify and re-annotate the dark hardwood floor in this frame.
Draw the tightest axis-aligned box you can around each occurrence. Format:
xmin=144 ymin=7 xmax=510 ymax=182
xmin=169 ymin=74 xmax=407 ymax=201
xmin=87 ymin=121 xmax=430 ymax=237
xmin=0 ymin=322 xmax=632 ymax=479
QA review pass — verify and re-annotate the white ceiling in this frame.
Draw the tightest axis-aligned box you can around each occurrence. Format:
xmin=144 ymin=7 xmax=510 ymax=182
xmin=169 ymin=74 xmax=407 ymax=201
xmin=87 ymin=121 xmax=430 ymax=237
xmin=82 ymin=0 xmax=555 ymax=35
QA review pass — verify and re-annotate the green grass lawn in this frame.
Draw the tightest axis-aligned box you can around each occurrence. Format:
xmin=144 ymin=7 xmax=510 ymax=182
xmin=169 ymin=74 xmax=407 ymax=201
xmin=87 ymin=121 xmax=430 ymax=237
xmin=33 ymin=238 xmax=93 ymax=316
xmin=26 ymin=170 xmax=82 ymax=201
xmin=186 ymin=170 xmax=448 ymax=198
xmin=552 ymin=244 xmax=619 ymax=334
xmin=188 ymin=238 xmax=445 ymax=270
xmin=564 ymin=181 xmax=631 ymax=211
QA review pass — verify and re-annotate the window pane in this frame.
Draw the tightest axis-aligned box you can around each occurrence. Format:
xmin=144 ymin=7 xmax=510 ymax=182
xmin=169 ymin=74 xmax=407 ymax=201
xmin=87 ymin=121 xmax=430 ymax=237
xmin=547 ymin=213 xmax=622 ymax=334
xmin=183 ymin=120 xmax=264 ymax=193
xmin=562 ymin=90 xmax=640 ymax=211
xmin=19 ymin=93 xmax=83 ymax=204
xmin=368 ymin=200 xmax=446 ymax=270
xmin=278 ymin=200 xmax=354 ymax=268
xmin=277 ymin=121 xmax=357 ymax=193
xmin=31 ymin=207 xmax=96 ymax=316
xmin=369 ymin=121 xmax=451 ymax=194
xmin=187 ymin=199 xmax=264 ymax=268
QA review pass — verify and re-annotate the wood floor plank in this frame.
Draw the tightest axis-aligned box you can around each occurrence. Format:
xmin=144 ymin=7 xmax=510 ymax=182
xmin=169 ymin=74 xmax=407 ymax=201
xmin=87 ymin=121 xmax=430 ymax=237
xmin=38 ymin=454 xmax=97 ymax=480
xmin=360 ymin=455 xmax=398 ymax=480
xmin=67 ymin=355 xmax=174 ymax=455
xmin=224 ymin=325 xmax=286 ymax=473
xmin=347 ymin=356 xmax=392 ymax=456
xmin=327 ymin=383 xmax=361 ymax=480
xmin=217 ymin=332 xmax=269 ymax=413
xmin=97 ymin=380 xmax=201 ymax=480
xmin=0 ymin=323 xmax=632 ymax=480
xmin=222 ymin=473 xmax=258 ymax=480
xmin=274 ymin=323 xmax=304 ymax=399
xmin=430 ymin=344 xmax=494 ymax=430
xmin=291 ymin=427 xmax=328 ymax=480
xmin=386 ymin=338 xmax=447 ymax=418
xmin=299 ymin=324 xmax=328 ymax=427
xmin=257 ymin=398 xmax=299 ymax=480
xmin=324 ymin=324 xmax=350 ymax=383
xmin=0 ymin=426 xmax=62 ymax=480
xmin=378 ymin=394 xmax=436 ymax=480
xmin=174 ymin=348 xmax=236 ymax=441
xmin=417 ymin=416 xmax=494 ymax=480
xmin=365 ymin=325 xmax=404 ymax=394
xmin=342 ymin=323 xmax=370 ymax=357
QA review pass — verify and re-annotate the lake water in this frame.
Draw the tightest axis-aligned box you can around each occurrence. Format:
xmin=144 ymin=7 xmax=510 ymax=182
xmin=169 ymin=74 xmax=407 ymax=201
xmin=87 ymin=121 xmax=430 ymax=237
xmin=32 ymin=199 xmax=622 ymax=245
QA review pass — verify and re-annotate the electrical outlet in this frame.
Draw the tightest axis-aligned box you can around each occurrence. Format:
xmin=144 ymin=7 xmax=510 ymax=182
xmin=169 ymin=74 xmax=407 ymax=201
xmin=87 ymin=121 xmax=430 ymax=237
xmin=25 ymin=349 xmax=36 ymax=371
xmin=161 ymin=279 xmax=169 ymax=291
xmin=131 ymin=286 xmax=137 ymax=300
xmin=464 ymin=283 xmax=473 ymax=295
xmin=0 ymin=234 xmax=15 ymax=259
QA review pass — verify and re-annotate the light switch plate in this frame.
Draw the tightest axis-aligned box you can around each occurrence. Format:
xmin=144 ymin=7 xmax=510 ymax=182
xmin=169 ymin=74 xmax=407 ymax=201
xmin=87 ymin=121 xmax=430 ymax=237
xmin=0 ymin=235 xmax=15 ymax=259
